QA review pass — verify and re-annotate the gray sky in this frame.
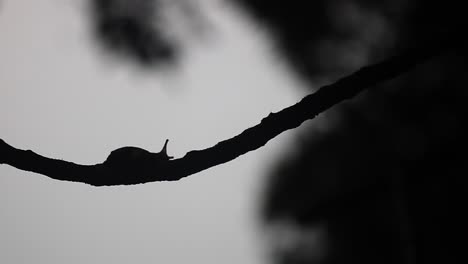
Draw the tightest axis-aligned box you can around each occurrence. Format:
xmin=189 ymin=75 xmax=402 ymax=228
xmin=0 ymin=1 xmax=309 ymax=263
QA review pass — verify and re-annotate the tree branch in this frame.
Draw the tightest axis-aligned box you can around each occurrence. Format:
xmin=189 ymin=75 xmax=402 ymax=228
xmin=0 ymin=40 xmax=455 ymax=186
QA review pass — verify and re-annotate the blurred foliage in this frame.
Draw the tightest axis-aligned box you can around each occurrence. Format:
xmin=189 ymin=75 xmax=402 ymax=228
xmin=234 ymin=0 xmax=468 ymax=263
xmin=91 ymin=0 xmax=176 ymax=66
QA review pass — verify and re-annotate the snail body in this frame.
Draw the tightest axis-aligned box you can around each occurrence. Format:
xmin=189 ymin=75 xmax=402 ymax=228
xmin=104 ymin=139 xmax=173 ymax=168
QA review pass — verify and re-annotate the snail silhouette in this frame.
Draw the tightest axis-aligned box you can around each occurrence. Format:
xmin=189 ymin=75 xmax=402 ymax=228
xmin=104 ymin=139 xmax=174 ymax=170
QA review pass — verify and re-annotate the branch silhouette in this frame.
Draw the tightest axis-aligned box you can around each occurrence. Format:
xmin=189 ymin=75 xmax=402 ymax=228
xmin=0 ymin=40 xmax=455 ymax=186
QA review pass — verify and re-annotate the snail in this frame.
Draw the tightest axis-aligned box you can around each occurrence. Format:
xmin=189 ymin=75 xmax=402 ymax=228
xmin=104 ymin=139 xmax=173 ymax=169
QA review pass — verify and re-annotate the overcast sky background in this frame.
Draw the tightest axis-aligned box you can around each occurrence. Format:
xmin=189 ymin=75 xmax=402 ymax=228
xmin=0 ymin=1 xmax=312 ymax=263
